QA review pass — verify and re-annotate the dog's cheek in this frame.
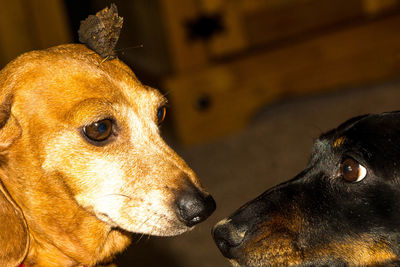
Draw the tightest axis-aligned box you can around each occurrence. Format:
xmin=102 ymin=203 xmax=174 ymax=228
xmin=74 ymin=157 xmax=130 ymax=224
xmin=41 ymin=131 xmax=187 ymax=235
xmin=303 ymin=234 xmax=398 ymax=265
xmin=41 ymin=132 xmax=129 ymax=211
xmin=42 ymin=133 xmax=122 ymax=190
xmin=240 ymin=228 xmax=303 ymax=266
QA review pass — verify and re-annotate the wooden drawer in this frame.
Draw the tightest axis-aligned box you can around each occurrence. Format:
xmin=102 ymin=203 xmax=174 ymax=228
xmin=0 ymin=0 xmax=71 ymax=68
xmin=160 ymin=0 xmax=399 ymax=72
xmin=165 ymin=14 xmax=400 ymax=144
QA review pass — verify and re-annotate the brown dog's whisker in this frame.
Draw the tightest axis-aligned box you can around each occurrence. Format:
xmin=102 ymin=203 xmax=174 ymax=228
xmin=146 ymin=232 xmax=152 ymax=242
xmin=134 ymin=213 xmax=165 ymax=244
xmin=98 ymin=193 xmax=132 ymax=200
xmin=161 ymin=90 xmax=173 ymax=98
xmin=134 ymin=232 xmax=148 ymax=245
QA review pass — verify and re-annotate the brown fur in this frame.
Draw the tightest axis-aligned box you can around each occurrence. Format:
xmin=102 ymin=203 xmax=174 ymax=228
xmin=0 ymin=44 xmax=211 ymax=266
xmin=239 ymin=212 xmax=396 ymax=266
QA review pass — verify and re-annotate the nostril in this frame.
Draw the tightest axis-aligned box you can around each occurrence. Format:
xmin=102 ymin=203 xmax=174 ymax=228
xmin=212 ymin=220 xmax=247 ymax=258
xmin=177 ymin=192 xmax=216 ymax=227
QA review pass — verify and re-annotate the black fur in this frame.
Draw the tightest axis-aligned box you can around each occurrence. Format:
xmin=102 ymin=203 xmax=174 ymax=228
xmin=213 ymin=112 xmax=400 ymax=266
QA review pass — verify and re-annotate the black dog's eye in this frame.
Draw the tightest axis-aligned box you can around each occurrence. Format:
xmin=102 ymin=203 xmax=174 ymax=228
xmin=340 ymin=158 xmax=367 ymax=183
xmin=83 ymin=119 xmax=113 ymax=142
xmin=157 ymin=106 xmax=167 ymax=124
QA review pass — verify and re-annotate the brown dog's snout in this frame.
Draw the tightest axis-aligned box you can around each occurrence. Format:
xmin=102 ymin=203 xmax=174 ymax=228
xmin=176 ymin=187 xmax=216 ymax=227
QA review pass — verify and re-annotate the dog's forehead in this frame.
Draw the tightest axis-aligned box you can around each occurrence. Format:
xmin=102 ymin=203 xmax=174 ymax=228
xmin=322 ymin=112 xmax=400 ymax=146
xmin=313 ymin=112 xmax=400 ymax=171
xmin=6 ymin=44 xmax=165 ymax=117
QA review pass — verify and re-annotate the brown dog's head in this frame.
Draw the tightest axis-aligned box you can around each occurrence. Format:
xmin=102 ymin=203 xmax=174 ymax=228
xmin=0 ymin=44 xmax=215 ymax=266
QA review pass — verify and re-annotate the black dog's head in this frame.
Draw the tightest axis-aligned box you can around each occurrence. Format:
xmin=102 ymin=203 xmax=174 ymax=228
xmin=213 ymin=112 xmax=400 ymax=266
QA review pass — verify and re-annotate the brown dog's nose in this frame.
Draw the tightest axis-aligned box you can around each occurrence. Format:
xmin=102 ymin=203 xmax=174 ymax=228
xmin=212 ymin=219 xmax=248 ymax=258
xmin=176 ymin=189 xmax=216 ymax=227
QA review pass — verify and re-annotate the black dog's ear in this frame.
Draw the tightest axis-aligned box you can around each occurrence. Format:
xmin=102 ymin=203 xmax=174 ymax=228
xmin=0 ymin=178 xmax=29 ymax=266
xmin=0 ymin=94 xmax=21 ymax=151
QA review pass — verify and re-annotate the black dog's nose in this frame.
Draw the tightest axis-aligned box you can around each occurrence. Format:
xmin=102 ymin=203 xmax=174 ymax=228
xmin=212 ymin=219 xmax=247 ymax=258
xmin=176 ymin=190 xmax=216 ymax=227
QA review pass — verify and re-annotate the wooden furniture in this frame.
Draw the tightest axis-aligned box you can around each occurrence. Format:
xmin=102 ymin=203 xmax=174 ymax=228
xmin=160 ymin=0 xmax=400 ymax=144
xmin=0 ymin=0 xmax=71 ymax=68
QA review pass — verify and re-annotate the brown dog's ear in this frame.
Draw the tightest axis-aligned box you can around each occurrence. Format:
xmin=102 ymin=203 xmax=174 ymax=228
xmin=0 ymin=179 xmax=29 ymax=266
xmin=0 ymin=94 xmax=21 ymax=151
xmin=0 ymin=93 xmax=28 ymax=266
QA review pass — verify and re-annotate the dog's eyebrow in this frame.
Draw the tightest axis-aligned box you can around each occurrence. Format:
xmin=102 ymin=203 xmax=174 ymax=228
xmin=65 ymin=98 xmax=116 ymax=125
xmin=333 ymin=136 xmax=346 ymax=148
xmin=143 ymin=85 xmax=168 ymax=107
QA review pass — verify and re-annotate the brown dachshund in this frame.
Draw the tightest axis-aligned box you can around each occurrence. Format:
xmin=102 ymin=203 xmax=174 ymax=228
xmin=0 ymin=44 xmax=215 ymax=267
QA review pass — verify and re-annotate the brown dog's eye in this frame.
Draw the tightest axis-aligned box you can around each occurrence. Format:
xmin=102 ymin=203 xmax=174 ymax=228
xmin=340 ymin=158 xmax=367 ymax=182
xmin=83 ymin=119 xmax=113 ymax=142
xmin=157 ymin=106 xmax=166 ymax=124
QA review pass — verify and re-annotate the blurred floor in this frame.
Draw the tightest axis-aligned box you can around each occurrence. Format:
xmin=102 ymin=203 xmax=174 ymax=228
xmin=116 ymin=79 xmax=400 ymax=267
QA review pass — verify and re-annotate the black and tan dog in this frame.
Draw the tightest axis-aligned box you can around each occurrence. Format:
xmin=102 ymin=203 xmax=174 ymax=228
xmin=213 ymin=112 xmax=400 ymax=266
